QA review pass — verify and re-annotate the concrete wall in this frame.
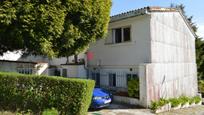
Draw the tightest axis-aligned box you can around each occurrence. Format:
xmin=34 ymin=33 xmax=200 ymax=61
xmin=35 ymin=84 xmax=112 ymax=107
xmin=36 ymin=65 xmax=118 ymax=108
xmin=88 ymin=15 xmax=151 ymax=68
xmin=61 ymin=65 xmax=87 ymax=79
xmin=150 ymin=12 xmax=195 ymax=63
xmin=142 ymin=12 xmax=198 ymax=106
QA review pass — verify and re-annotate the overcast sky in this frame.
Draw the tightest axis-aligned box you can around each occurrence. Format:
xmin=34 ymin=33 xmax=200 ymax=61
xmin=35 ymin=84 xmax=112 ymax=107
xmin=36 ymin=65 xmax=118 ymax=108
xmin=111 ymin=0 xmax=204 ymax=38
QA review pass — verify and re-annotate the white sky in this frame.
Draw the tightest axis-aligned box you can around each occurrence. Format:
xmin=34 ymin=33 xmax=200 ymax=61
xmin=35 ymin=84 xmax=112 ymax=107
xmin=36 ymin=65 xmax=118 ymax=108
xmin=0 ymin=51 xmax=22 ymax=61
xmin=197 ymin=23 xmax=204 ymax=38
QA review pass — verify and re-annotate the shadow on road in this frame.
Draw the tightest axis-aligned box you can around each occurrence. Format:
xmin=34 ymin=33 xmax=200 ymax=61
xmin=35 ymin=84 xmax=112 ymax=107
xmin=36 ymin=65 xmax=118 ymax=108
xmin=89 ymin=102 xmax=145 ymax=112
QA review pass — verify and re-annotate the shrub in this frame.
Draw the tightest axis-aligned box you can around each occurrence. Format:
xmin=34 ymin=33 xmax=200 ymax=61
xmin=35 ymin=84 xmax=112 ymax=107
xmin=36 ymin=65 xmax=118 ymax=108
xmin=127 ymin=77 xmax=139 ymax=98
xmin=0 ymin=72 xmax=95 ymax=115
xmin=193 ymin=96 xmax=202 ymax=104
xmin=198 ymin=80 xmax=204 ymax=96
xmin=179 ymin=96 xmax=189 ymax=105
xmin=189 ymin=97 xmax=195 ymax=104
xmin=150 ymin=101 xmax=159 ymax=111
xmin=169 ymin=98 xmax=181 ymax=107
xmin=150 ymin=98 xmax=168 ymax=111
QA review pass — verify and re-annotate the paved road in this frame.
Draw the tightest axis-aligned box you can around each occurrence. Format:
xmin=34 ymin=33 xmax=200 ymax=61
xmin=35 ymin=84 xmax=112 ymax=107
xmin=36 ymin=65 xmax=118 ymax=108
xmin=88 ymin=103 xmax=204 ymax=115
xmin=88 ymin=103 xmax=153 ymax=115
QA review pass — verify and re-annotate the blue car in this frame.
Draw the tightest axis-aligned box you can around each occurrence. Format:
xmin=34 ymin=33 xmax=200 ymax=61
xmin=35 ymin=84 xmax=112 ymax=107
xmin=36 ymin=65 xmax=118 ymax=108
xmin=90 ymin=88 xmax=112 ymax=109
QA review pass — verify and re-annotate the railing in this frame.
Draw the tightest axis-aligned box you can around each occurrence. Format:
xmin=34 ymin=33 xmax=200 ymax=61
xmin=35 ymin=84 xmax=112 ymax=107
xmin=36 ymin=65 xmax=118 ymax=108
xmin=88 ymin=70 xmax=138 ymax=92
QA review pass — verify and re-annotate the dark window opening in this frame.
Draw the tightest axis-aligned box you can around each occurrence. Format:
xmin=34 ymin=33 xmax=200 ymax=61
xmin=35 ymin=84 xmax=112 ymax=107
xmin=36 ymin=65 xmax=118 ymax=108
xmin=115 ymin=28 xmax=122 ymax=43
xmin=109 ymin=73 xmax=116 ymax=87
xmin=54 ymin=69 xmax=61 ymax=76
xmin=123 ymin=27 xmax=131 ymax=41
xmin=62 ymin=69 xmax=67 ymax=77
xmin=92 ymin=72 xmax=100 ymax=86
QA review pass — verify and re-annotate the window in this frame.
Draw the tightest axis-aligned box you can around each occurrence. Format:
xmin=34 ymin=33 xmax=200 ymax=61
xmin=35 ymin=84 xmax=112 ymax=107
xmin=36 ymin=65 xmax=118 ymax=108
xmin=115 ymin=28 xmax=122 ymax=43
xmin=123 ymin=27 xmax=131 ymax=41
xmin=62 ymin=69 xmax=67 ymax=77
xmin=17 ymin=68 xmax=33 ymax=74
xmin=109 ymin=73 xmax=116 ymax=87
xmin=54 ymin=69 xmax=61 ymax=76
xmin=126 ymin=74 xmax=138 ymax=85
xmin=127 ymin=74 xmax=138 ymax=80
xmin=112 ymin=27 xmax=131 ymax=44
xmin=92 ymin=72 xmax=100 ymax=86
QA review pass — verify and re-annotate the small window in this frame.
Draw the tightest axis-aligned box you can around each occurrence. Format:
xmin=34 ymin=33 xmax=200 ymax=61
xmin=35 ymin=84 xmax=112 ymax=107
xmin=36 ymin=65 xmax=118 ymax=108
xmin=62 ymin=69 xmax=67 ymax=77
xmin=109 ymin=73 xmax=116 ymax=87
xmin=123 ymin=27 xmax=131 ymax=41
xmin=112 ymin=26 xmax=131 ymax=44
xmin=115 ymin=28 xmax=122 ymax=43
xmin=17 ymin=68 xmax=33 ymax=75
xmin=127 ymin=74 xmax=138 ymax=81
xmin=54 ymin=69 xmax=61 ymax=76
xmin=92 ymin=72 xmax=100 ymax=86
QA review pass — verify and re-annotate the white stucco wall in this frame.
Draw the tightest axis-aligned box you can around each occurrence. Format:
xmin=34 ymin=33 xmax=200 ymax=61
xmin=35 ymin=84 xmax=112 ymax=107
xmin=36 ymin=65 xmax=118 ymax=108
xmin=88 ymin=15 xmax=151 ymax=68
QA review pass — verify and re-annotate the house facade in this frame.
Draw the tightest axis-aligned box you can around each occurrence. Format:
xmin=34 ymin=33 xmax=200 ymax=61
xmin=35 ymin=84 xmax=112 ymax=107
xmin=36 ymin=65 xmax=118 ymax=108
xmin=0 ymin=60 xmax=48 ymax=75
xmin=0 ymin=52 xmax=85 ymax=77
xmin=0 ymin=7 xmax=198 ymax=107
xmin=87 ymin=7 xmax=198 ymax=107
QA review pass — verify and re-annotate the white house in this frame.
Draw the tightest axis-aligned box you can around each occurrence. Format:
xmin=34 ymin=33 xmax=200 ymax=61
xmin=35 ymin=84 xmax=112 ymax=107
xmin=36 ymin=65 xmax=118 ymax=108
xmin=0 ymin=6 xmax=198 ymax=107
xmin=0 ymin=51 xmax=86 ymax=77
xmin=87 ymin=7 xmax=198 ymax=107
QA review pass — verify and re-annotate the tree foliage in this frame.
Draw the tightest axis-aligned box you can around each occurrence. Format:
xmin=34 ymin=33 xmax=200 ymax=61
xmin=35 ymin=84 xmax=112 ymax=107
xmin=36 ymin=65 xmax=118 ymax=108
xmin=0 ymin=0 xmax=111 ymax=58
xmin=171 ymin=4 xmax=204 ymax=80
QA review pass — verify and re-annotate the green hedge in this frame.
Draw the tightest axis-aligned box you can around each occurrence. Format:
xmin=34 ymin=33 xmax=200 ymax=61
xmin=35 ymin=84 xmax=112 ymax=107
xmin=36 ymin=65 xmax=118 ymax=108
xmin=0 ymin=72 xmax=95 ymax=115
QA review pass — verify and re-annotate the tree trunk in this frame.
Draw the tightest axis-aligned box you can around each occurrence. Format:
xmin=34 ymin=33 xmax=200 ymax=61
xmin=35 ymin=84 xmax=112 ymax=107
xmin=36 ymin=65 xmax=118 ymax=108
xmin=66 ymin=56 xmax=69 ymax=64
xmin=74 ymin=55 xmax=78 ymax=64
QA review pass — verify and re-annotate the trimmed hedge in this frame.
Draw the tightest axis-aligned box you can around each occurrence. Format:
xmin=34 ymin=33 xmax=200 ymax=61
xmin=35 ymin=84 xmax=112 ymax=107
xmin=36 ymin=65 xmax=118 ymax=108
xmin=0 ymin=72 xmax=95 ymax=115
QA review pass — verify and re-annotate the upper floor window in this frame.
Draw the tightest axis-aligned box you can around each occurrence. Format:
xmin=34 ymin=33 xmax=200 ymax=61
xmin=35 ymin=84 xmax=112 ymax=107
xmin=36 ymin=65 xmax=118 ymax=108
xmin=112 ymin=27 xmax=131 ymax=44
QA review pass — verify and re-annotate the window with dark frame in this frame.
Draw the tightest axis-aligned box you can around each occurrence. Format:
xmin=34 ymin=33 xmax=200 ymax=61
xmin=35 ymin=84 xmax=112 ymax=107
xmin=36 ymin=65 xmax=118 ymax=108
xmin=17 ymin=68 xmax=33 ymax=75
xmin=112 ymin=26 xmax=131 ymax=44
xmin=123 ymin=27 xmax=131 ymax=41
xmin=62 ymin=69 xmax=67 ymax=77
xmin=115 ymin=28 xmax=122 ymax=43
xmin=109 ymin=73 xmax=116 ymax=87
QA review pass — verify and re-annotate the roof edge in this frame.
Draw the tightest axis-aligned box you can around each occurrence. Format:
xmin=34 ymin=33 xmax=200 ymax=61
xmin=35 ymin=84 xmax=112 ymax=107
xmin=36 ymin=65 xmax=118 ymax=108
xmin=110 ymin=6 xmax=196 ymax=37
